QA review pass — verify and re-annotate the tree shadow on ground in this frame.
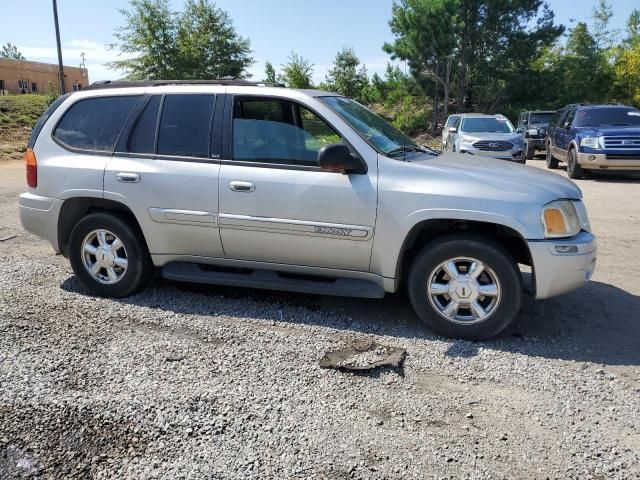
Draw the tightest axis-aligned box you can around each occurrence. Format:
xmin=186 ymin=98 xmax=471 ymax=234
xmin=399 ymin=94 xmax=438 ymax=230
xmin=61 ymin=276 xmax=639 ymax=367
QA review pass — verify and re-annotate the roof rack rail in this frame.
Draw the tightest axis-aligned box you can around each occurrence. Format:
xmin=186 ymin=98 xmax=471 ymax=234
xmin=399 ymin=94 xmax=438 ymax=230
xmin=83 ymin=79 xmax=285 ymax=91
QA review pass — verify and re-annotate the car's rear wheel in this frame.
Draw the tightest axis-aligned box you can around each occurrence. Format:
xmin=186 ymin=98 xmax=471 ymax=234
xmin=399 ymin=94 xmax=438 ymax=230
xmin=68 ymin=212 xmax=153 ymax=297
xmin=567 ymin=148 xmax=585 ymax=179
xmin=408 ymin=235 xmax=522 ymax=340
xmin=546 ymin=142 xmax=559 ymax=169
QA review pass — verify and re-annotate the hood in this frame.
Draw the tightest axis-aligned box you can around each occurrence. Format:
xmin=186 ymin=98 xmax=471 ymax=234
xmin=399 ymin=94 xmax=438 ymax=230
xmin=576 ymin=125 xmax=640 ymax=136
xmin=459 ymin=131 xmax=521 ymax=142
xmin=409 ymin=152 xmax=582 ymax=202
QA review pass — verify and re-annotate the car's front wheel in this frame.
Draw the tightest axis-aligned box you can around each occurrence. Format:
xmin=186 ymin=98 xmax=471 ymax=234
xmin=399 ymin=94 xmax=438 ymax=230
xmin=408 ymin=235 xmax=522 ymax=340
xmin=546 ymin=143 xmax=559 ymax=169
xmin=525 ymin=141 xmax=535 ymax=160
xmin=68 ymin=212 xmax=154 ymax=297
xmin=567 ymin=148 xmax=585 ymax=179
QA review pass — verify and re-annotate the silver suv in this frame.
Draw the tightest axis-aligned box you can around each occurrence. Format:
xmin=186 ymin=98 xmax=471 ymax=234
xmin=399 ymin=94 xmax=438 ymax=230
xmin=446 ymin=113 xmax=526 ymax=163
xmin=19 ymin=80 xmax=596 ymax=339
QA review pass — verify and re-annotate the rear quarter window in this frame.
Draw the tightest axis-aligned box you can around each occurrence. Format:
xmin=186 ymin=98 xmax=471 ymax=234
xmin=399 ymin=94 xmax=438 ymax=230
xmin=53 ymin=95 xmax=141 ymax=152
xmin=28 ymin=93 xmax=71 ymax=149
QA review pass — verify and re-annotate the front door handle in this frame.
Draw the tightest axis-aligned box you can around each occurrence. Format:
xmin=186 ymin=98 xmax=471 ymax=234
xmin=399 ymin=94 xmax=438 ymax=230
xmin=116 ymin=172 xmax=141 ymax=183
xmin=229 ymin=181 xmax=255 ymax=193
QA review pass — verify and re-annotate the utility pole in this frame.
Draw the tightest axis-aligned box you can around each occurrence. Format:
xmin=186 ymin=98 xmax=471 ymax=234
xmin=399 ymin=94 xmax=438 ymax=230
xmin=52 ymin=0 xmax=66 ymax=94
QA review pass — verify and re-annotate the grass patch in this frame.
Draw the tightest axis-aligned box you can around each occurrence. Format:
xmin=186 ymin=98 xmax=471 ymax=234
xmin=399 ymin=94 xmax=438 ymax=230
xmin=0 ymin=94 xmax=51 ymax=156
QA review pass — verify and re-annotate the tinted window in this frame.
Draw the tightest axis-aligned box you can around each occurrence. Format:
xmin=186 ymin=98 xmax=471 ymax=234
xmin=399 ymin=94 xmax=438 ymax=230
xmin=28 ymin=93 xmax=71 ymax=148
xmin=129 ymin=96 xmax=161 ymax=154
xmin=233 ymin=98 xmax=342 ymax=166
xmin=157 ymin=94 xmax=215 ymax=157
xmin=573 ymin=107 xmax=640 ymax=127
xmin=461 ymin=117 xmax=514 ymax=133
xmin=529 ymin=112 xmax=554 ymax=124
xmin=54 ymin=96 xmax=140 ymax=152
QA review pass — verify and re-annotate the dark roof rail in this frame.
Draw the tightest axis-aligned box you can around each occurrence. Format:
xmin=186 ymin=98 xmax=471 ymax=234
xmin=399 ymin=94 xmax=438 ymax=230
xmin=83 ymin=79 xmax=286 ymax=91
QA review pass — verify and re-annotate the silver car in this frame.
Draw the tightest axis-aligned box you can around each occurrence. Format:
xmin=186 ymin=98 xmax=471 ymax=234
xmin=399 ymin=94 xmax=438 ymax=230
xmin=19 ymin=80 xmax=596 ymax=340
xmin=447 ymin=113 xmax=526 ymax=163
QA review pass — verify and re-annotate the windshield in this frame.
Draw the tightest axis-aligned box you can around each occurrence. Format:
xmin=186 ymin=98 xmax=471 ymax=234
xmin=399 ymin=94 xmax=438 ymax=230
xmin=461 ymin=117 xmax=514 ymax=133
xmin=529 ymin=112 xmax=554 ymax=124
xmin=574 ymin=108 xmax=640 ymax=127
xmin=320 ymin=96 xmax=422 ymax=156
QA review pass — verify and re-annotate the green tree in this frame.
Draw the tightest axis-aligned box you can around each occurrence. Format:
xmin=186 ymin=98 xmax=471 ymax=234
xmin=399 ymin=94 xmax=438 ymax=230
xmin=263 ymin=61 xmax=277 ymax=84
xmin=176 ymin=0 xmax=252 ymax=79
xmin=278 ymin=53 xmax=313 ymax=88
xmin=0 ymin=42 xmax=25 ymax=60
xmin=324 ymin=47 xmax=369 ymax=101
xmin=109 ymin=0 xmax=252 ymax=80
xmin=109 ymin=0 xmax=178 ymax=79
xmin=591 ymin=0 xmax=617 ymax=51
xmin=384 ymin=0 xmax=458 ymax=116
xmin=613 ymin=10 xmax=640 ymax=106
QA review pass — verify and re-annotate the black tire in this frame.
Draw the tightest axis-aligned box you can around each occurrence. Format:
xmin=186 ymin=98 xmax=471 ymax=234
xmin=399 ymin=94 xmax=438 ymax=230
xmin=68 ymin=212 xmax=154 ymax=298
xmin=407 ymin=234 xmax=522 ymax=340
xmin=545 ymin=142 xmax=559 ymax=169
xmin=566 ymin=148 xmax=585 ymax=179
xmin=525 ymin=141 xmax=535 ymax=160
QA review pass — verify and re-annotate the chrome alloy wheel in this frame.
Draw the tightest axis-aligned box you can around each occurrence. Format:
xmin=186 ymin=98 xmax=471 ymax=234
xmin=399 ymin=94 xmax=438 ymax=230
xmin=81 ymin=229 xmax=128 ymax=284
xmin=427 ymin=257 xmax=501 ymax=324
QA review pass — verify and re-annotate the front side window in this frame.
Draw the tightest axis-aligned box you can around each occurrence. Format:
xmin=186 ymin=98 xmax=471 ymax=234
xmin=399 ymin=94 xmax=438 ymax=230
xmin=232 ymin=97 xmax=341 ymax=166
xmin=53 ymin=95 xmax=140 ymax=152
xmin=460 ymin=117 xmax=515 ymax=133
xmin=446 ymin=115 xmax=459 ymax=127
xmin=157 ymin=94 xmax=215 ymax=157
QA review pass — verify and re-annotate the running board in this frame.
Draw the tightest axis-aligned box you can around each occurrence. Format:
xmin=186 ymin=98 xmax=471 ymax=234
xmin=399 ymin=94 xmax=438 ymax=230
xmin=161 ymin=262 xmax=385 ymax=299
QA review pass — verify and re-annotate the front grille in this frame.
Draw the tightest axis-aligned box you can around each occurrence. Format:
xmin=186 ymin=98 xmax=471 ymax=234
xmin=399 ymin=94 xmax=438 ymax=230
xmin=603 ymin=136 xmax=640 ymax=149
xmin=473 ymin=140 xmax=513 ymax=152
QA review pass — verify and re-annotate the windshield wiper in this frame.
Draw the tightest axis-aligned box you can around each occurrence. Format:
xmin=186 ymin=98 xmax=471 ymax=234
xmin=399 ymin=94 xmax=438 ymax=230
xmin=386 ymin=146 xmax=422 ymax=157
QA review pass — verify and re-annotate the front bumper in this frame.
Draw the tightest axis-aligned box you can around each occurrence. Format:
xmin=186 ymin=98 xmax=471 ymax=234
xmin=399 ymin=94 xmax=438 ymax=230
xmin=528 ymin=231 xmax=597 ymax=300
xmin=459 ymin=146 xmax=525 ymax=162
xmin=526 ymin=137 xmax=545 ymax=148
xmin=19 ymin=193 xmax=63 ymax=252
xmin=577 ymin=152 xmax=640 ymax=169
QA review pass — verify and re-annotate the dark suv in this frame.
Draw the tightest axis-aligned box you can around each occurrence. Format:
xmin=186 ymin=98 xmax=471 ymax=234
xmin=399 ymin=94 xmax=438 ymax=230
xmin=516 ymin=110 xmax=555 ymax=160
xmin=546 ymin=103 xmax=640 ymax=179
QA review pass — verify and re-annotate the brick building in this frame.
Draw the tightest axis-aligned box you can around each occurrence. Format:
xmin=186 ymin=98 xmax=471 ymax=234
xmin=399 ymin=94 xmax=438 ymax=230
xmin=0 ymin=57 xmax=89 ymax=95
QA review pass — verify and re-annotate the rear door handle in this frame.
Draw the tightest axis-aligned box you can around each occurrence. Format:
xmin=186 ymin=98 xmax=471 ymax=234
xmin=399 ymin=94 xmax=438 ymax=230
xmin=116 ymin=172 xmax=141 ymax=183
xmin=229 ymin=181 xmax=255 ymax=193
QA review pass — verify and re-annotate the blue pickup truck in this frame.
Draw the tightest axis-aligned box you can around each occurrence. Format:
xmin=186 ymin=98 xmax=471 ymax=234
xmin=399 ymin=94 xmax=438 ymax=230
xmin=545 ymin=103 xmax=640 ymax=179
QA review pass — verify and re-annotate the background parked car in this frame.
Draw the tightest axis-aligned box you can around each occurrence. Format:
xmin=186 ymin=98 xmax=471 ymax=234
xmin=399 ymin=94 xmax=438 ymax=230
xmin=446 ymin=113 xmax=526 ymax=163
xmin=441 ymin=114 xmax=460 ymax=150
xmin=517 ymin=110 xmax=555 ymax=159
xmin=545 ymin=103 xmax=640 ymax=179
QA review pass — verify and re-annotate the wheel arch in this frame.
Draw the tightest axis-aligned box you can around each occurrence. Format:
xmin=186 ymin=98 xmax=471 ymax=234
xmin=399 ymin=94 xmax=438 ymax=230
xmin=58 ymin=197 xmax=147 ymax=257
xmin=395 ymin=218 xmax=532 ymax=287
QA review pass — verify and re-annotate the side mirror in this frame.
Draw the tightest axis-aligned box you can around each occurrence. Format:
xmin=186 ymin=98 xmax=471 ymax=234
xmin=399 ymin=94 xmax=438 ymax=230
xmin=317 ymin=144 xmax=364 ymax=174
xmin=448 ymin=127 xmax=457 ymax=133
xmin=516 ymin=127 xmax=524 ymax=134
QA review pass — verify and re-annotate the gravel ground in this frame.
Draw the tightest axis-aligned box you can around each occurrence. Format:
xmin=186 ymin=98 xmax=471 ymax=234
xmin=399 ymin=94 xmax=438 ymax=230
xmin=1 ymin=157 xmax=639 ymax=479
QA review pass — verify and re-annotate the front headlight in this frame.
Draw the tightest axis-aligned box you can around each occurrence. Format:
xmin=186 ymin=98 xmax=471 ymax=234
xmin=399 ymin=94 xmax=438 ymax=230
xmin=541 ymin=200 xmax=583 ymax=238
xmin=580 ymin=136 xmax=603 ymax=149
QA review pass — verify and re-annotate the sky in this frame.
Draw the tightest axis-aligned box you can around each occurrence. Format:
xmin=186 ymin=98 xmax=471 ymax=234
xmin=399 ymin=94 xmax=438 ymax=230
xmin=1 ymin=0 xmax=638 ymax=84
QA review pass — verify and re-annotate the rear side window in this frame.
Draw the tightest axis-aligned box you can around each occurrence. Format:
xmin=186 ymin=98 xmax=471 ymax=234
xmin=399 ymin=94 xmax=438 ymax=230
xmin=129 ymin=96 xmax=161 ymax=154
xmin=28 ymin=93 xmax=71 ymax=148
xmin=157 ymin=94 xmax=215 ymax=157
xmin=53 ymin=96 xmax=140 ymax=152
